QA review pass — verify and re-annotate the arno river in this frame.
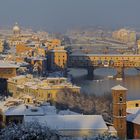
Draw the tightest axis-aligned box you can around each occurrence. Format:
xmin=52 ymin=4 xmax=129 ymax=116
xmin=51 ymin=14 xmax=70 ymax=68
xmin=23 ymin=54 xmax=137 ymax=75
xmin=69 ymin=68 xmax=140 ymax=101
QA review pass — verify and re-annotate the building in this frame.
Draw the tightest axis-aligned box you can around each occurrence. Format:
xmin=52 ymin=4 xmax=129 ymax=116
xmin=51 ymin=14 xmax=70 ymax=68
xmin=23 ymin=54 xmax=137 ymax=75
xmin=7 ymin=75 xmax=80 ymax=102
xmin=25 ymin=57 xmax=47 ymax=76
xmin=47 ymin=46 xmax=67 ymax=71
xmin=0 ymin=61 xmax=19 ymax=79
xmin=24 ymin=115 xmax=109 ymax=137
xmin=16 ymin=44 xmax=33 ymax=56
xmin=112 ymin=85 xmax=127 ymax=140
xmin=127 ymin=100 xmax=140 ymax=109
xmin=127 ymin=108 xmax=140 ymax=139
xmin=13 ymin=23 xmax=21 ymax=35
xmin=45 ymin=39 xmax=61 ymax=50
xmin=112 ymin=29 xmax=136 ymax=43
xmin=0 ymin=40 xmax=4 ymax=53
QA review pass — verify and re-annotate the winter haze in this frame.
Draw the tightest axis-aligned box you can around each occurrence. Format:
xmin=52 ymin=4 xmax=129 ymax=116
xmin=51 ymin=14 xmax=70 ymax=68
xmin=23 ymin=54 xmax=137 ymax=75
xmin=0 ymin=0 xmax=139 ymax=31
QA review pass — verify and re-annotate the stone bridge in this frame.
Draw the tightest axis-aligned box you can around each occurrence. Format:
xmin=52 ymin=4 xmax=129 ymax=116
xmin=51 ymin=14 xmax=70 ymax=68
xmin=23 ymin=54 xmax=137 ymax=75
xmin=68 ymin=54 xmax=140 ymax=79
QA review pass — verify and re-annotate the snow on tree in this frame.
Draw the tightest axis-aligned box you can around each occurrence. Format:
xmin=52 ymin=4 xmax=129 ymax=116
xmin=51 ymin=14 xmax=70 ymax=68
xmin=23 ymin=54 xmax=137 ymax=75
xmin=0 ymin=122 xmax=60 ymax=140
xmin=0 ymin=121 xmax=119 ymax=140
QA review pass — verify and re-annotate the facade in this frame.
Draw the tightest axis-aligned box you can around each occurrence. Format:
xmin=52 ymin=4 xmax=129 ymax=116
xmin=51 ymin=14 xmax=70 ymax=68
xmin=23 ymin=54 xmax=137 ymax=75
xmin=45 ymin=39 xmax=61 ymax=50
xmin=127 ymin=100 xmax=140 ymax=109
xmin=112 ymin=29 xmax=136 ymax=43
xmin=112 ymin=85 xmax=127 ymax=140
xmin=25 ymin=57 xmax=47 ymax=75
xmin=47 ymin=46 xmax=67 ymax=71
xmin=127 ymin=108 xmax=140 ymax=139
xmin=137 ymin=40 xmax=140 ymax=54
xmin=0 ymin=61 xmax=19 ymax=79
xmin=0 ymin=40 xmax=4 ymax=53
xmin=7 ymin=75 xmax=80 ymax=102
xmin=16 ymin=44 xmax=33 ymax=56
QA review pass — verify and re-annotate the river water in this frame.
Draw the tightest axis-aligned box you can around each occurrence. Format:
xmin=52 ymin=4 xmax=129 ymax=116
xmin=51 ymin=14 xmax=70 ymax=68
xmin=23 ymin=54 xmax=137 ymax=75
xmin=69 ymin=68 xmax=140 ymax=101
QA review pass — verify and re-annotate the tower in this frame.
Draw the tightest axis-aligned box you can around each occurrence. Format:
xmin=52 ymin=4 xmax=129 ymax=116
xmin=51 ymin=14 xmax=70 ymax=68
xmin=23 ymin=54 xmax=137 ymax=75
xmin=111 ymin=85 xmax=127 ymax=140
xmin=13 ymin=22 xmax=21 ymax=35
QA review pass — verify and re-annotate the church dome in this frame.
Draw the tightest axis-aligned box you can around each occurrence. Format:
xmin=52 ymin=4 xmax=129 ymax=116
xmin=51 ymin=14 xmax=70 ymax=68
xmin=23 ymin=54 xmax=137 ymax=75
xmin=13 ymin=23 xmax=21 ymax=34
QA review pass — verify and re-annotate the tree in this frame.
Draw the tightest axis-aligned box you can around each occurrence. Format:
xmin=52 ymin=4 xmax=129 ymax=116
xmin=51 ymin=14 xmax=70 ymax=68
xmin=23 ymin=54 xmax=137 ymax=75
xmin=0 ymin=122 xmax=60 ymax=140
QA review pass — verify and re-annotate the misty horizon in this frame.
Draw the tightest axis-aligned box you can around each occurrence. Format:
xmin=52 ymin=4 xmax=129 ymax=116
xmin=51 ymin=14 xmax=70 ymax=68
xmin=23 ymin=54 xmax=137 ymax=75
xmin=0 ymin=0 xmax=140 ymax=32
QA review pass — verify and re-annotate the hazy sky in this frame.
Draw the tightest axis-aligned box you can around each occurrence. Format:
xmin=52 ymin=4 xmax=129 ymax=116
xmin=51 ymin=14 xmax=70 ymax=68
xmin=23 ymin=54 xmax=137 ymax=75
xmin=0 ymin=0 xmax=140 ymax=32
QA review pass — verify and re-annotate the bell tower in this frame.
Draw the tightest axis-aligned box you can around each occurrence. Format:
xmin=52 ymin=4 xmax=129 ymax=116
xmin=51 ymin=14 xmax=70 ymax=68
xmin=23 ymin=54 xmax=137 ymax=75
xmin=111 ymin=85 xmax=127 ymax=140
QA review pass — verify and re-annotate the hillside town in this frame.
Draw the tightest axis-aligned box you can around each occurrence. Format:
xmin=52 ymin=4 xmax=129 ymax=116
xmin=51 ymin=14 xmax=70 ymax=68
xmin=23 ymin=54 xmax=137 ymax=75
xmin=0 ymin=23 xmax=140 ymax=140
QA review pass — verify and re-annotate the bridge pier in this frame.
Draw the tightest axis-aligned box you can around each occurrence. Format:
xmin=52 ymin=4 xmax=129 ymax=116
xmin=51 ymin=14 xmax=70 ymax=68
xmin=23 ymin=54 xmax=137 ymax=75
xmin=87 ymin=66 xmax=94 ymax=80
xmin=115 ymin=67 xmax=124 ymax=79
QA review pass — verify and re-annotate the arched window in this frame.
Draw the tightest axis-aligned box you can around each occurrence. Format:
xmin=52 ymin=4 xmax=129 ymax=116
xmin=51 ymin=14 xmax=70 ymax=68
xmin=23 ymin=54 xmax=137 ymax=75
xmin=119 ymin=108 xmax=123 ymax=116
xmin=119 ymin=94 xmax=123 ymax=103
xmin=136 ymin=103 xmax=139 ymax=107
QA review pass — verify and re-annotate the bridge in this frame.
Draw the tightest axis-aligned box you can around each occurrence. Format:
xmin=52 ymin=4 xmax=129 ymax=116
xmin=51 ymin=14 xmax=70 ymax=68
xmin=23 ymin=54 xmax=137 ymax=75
xmin=68 ymin=54 xmax=140 ymax=79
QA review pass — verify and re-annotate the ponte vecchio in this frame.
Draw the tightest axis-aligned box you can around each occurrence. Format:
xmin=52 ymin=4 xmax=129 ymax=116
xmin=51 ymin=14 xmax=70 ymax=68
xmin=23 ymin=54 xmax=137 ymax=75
xmin=68 ymin=54 xmax=140 ymax=79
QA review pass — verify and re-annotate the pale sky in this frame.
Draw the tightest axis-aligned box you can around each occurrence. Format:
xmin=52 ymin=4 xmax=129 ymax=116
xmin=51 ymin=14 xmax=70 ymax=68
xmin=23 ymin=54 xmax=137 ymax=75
xmin=0 ymin=0 xmax=140 ymax=32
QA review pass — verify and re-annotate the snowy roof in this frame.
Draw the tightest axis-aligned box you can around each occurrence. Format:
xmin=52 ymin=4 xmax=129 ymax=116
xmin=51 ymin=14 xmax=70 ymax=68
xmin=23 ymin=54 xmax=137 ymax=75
xmin=108 ymin=126 xmax=117 ymax=133
xmin=0 ymin=61 xmax=19 ymax=68
xmin=111 ymin=85 xmax=127 ymax=91
xmin=27 ymin=57 xmax=46 ymax=61
xmin=132 ymin=114 xmax=140 ymax=125
xmin=127 ymin=107 xmax=140 ymax=114
xmin=127 ymin=108 xmax=140 ymax=125
xmin=24 ymin=115 xmax=108 ymax=130
xmin=25 ymin=107 xmax=45 ymax=116
xmin=0 ymin=97 xmax=23 ymax=112
xmin=11 ymin=75 xmax=26 ymax=80
xmin=70 ymin=54 xmax=140 ymax=57
xmin=58 ymin=109 xmax=80 ymax=115
xmin=4 ymin=104 xmax=45 ymax=116
xmin=50 ymin=50 xmax=67 ymax=53
xmin=40 ymin=105 xmax=57 ymax=115
xmin=5 ymin=104 xmax=27 ymax=116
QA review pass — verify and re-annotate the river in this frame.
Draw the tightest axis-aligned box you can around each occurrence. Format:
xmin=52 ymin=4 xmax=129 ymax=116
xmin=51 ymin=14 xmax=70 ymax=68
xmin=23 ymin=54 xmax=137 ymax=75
xmin=69 ymin=68 xmax=140 ymax=101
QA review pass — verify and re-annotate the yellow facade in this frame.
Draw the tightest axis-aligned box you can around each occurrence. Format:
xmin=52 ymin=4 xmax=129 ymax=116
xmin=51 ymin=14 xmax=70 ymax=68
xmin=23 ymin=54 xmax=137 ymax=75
xmin=0 ymin=68 xmax=17 ymax=79
xmin=0 ymin=40 xmax=4 ymax=53
xmin=49 ymin=47 xmax=67 ymax=70
xmin=37 ymin=47 xmax=47 ymax=57
xmin=112 ymin=29 xmax=136 ymax=43
xmin=127 ymin=100 xmax=140 ymax=108
xmin=8 ymin=76 xmax=80 ymax=102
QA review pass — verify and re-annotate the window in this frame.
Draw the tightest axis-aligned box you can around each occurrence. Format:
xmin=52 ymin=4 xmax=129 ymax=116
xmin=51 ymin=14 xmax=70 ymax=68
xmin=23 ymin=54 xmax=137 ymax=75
xmin=48 ymin=93 xmax=51 ymax=99
xmin=119 ymin=94 xmax=123 ymax=103
xmin=136 ymin=103 xmax=139 ymax=107
xmin=119 ymin=108 xmax=123 ymax=116
xmin=120 ymin=124 xmax=123 ymax=129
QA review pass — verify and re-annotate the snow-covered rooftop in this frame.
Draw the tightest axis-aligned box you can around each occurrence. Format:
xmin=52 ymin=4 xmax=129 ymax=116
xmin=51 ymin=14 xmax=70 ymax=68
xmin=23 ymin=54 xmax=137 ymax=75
xmin=127 ymin=108 xmax=140 ymax=125
xmin=58 ymin=109 xmax=80 ymax=115
xmin=24 ymin=115 xmax=108 ymax=131
xmin=5 ymin=104 xmax=27 ymax=116
xmin=25 ymin=107 xmax=45 ymax=116
xmin=0 ymin=61 xmax=19 ymax=68
xmin=127 ymin=107 xmax=140 ymax=114
xmin=111 ymin=85 xmax=127 ymax=91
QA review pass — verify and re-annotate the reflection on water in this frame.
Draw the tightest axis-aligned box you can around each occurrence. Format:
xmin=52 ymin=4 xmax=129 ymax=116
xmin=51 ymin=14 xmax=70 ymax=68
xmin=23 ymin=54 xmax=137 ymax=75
xmin=69 ymin=68 xmax=140 ymax=100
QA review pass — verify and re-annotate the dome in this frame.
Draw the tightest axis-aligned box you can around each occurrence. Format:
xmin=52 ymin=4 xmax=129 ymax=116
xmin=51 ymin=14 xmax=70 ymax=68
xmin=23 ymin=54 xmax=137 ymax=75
xmin=13 ymin=22 xmax=21 ymax=34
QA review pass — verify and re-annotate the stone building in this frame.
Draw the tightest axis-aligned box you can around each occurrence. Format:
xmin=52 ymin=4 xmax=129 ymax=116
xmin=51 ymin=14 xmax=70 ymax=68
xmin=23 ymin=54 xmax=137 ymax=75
xmin=127 ymin=104 xmax=140 ymax=139
xmin=112 ymin=85 xmax=127 ymax=140
xmin=7 ymin=75 xmax=80 ymax=102
xmin=47 ymin=46 xmax=67 ymax=71
xmin=112 ymin=29 xmax=136 ymax=43
xmin=0 ymin=40 xmax=4 ymax=53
